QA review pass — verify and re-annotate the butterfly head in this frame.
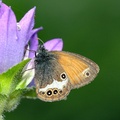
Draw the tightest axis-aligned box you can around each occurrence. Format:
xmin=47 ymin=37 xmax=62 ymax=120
xmin=35 ymin=45 xmax=55 ymax=64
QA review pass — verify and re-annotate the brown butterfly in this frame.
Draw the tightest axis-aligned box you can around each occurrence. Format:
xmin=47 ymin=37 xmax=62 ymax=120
xmin=34 ymin=45 xmax=99 ymax=102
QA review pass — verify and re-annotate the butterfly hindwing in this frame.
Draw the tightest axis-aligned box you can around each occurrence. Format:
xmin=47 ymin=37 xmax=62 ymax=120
xmin=34 ymin=57 xmax=71 ymax=102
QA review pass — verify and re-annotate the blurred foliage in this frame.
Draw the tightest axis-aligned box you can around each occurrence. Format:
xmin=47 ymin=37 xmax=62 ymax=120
xmin=3 ymin=0 xmax=120 ymax=120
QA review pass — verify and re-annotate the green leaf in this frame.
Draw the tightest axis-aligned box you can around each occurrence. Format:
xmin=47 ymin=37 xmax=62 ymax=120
xmin=0 ymin=94 xmax=7 ymax=115
xmin=0 ymin=115 xmax=4 ymax=120
xmin=23 ymin=87 xmax=37 ymax=99
xmin=16 ymin=66 xmax=35 ymax=90
xmin=0 ymin=59 xmax=30 ymax=95
xmin=5 ymin=89 xmax=23 ymax=112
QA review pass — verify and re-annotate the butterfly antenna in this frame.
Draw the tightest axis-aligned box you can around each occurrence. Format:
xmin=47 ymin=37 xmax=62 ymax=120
xmin=37 ymin=38 xmax=46 ymax=51
xmin=37 ymin=38 xmax=44 ymax=45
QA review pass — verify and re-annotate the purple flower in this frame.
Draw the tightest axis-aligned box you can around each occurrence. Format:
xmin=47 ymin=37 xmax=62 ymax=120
xmin=0 ymin=1 xmax=64 ymax=115
xmin=0 ymin=2 xmax=63 ymax=88
xmin=44 ymin=38 xmax=63 ymax=51
xmin=0 ymin=2 xmax=42 ymax=73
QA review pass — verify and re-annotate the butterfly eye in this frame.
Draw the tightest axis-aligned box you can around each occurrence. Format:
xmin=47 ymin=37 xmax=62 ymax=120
xmin=60 ymin=72 xmax=67 ymax=80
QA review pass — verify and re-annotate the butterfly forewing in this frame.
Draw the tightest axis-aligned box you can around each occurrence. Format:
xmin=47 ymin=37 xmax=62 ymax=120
xmin=52 ymin=51 xmax=99 ymax=89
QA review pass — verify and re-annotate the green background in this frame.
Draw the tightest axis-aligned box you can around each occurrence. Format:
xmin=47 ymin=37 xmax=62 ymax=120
xmin=3 ymin=0 xmax=120 ymax=120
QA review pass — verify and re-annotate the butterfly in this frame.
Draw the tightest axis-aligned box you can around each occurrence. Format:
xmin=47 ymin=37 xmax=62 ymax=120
xmin=34 ymin=45 xmax=99 ymax=102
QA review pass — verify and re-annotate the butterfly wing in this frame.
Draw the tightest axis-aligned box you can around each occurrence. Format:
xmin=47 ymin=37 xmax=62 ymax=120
xmin=35 ymin=50 xmax=99 ymax=102
xmin=34 ymin=57 xmax=71 ymax=102
xmin=51 ymin=51 xmax=99 ymax=89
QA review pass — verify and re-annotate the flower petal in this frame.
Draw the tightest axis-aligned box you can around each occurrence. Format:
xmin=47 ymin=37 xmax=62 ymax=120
xmin=24 ymin=27 xmax=43 ymax=59
xmin=29 ymin=34 xmax=38 ymax=58
xmin=0 ymin=1 xmax=2 ymax=7
xmin=0 ymin=3 xmax=21 ymax=73
xmin=44 ymin=38 xmax=63 ymax=51
xmin=18 ymin=7 xmax=36 ymax=44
